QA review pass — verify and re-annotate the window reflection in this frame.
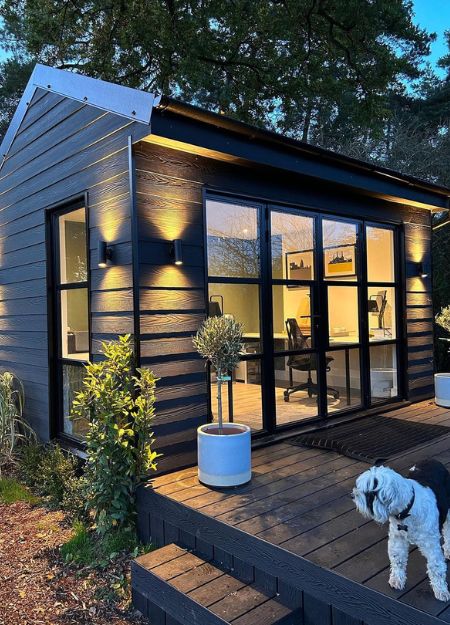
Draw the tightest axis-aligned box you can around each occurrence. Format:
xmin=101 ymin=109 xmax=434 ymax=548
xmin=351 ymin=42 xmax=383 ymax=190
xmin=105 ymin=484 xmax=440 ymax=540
xmin=323 ymin=220 xmax=358 ymax=282
xmin=271 ymin=212 xmax=314 ymax=279
xmin=206 ymin=200 xmax=260 ymax=278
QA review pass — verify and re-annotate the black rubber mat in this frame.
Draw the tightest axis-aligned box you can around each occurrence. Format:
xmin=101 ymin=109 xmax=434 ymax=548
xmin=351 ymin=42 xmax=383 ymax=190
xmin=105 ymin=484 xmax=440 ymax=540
xmin=288 ymin=415 xmax=450 ymax=463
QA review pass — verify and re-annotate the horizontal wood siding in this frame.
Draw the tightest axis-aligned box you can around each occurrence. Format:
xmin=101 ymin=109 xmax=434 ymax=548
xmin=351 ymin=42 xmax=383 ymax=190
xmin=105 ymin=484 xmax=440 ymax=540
xmin=404 ymin=213 xmax=434 ymax=400
xmin=135 ymin=139 xmax=434 ymax=470
xmin=0 ymin=88 xmax=148 ymax=439
xmin=134 ymin=142 xmax=206 ymax=470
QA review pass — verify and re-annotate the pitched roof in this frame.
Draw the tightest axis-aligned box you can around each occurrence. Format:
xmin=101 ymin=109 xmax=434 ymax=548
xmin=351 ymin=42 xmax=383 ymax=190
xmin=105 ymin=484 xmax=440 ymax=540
xmin=1 ymin=63 xmax=449 ymax=205
xmin=0 ymin=64 xmax=160 ymax=165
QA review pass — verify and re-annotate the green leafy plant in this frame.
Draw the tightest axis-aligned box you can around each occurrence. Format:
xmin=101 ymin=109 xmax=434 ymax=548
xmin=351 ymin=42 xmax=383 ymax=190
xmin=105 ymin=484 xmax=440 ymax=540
xmin=71 ymin=335 xmax=158 ymax=534
xmin=436 ymin=306 xmax=450 ymax=333
xmin=193 ymin=316 xmax=243 ymax=433
xmin=0 ymin=371 xmax=35 ymax=474
xmin=19 ymin=442 xmax=84 ymax=514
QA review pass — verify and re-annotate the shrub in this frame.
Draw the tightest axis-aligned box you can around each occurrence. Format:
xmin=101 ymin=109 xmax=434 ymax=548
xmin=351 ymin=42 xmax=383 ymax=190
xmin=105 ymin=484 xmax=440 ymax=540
xmin=436 ymin=306 xmax=450 ymax=333
xmin=0 ymin=371 xmax=35 ymax=473
xmin=61 ymin=522 xmax=148 ymax=568
xmin=19 ymin=442 xmax=86 ymax=520
xmin=71 ymin=335 xmax=158 ymax=534
xmin=193 ymin=316 xmax=243 ymax=432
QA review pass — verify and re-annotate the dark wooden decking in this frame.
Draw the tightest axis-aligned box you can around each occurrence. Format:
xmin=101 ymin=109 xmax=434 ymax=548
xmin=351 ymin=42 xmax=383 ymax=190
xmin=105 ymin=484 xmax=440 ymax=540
xmin=137 ymin=400 xmax=450 ymax=625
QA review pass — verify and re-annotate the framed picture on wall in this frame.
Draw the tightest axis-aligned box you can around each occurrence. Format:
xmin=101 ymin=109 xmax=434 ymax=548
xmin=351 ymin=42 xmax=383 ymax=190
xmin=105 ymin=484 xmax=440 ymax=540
xmin=285 ymin=250 xmax=313 ymax=284
xmin=324 ymin=244 xmax=356 ymax=278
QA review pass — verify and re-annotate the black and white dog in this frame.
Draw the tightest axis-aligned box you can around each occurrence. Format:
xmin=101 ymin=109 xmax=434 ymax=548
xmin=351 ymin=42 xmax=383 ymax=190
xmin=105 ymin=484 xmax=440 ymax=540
xmin=352 ymin=459 xmax=450 ymax=601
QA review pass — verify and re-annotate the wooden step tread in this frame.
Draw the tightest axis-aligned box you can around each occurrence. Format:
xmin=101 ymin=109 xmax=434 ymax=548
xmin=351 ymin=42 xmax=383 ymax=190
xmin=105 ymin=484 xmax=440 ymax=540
xmin=132 ymin=543 xmax=301 ymax=625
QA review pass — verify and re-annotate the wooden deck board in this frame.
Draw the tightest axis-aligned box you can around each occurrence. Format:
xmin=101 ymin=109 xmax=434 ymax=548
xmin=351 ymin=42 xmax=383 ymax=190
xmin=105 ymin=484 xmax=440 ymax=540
xmin=147 ymin=400 xmax=450 ymax=624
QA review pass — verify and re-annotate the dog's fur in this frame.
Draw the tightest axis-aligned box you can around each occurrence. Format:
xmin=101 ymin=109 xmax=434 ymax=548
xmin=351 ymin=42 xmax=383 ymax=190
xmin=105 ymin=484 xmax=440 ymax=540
xmin=352 ymin=459 xmax=450 ymax=601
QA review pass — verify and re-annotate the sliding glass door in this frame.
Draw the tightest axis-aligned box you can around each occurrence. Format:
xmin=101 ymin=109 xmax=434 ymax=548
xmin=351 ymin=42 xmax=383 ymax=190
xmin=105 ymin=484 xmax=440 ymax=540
xmin=205 ymin=196 xmax=402 ymax=433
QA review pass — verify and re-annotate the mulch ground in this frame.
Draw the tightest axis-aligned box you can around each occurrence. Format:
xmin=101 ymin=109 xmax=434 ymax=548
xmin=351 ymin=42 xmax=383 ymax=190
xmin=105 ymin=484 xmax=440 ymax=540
xmin=0 ymin=501 xmax=147 ymax=625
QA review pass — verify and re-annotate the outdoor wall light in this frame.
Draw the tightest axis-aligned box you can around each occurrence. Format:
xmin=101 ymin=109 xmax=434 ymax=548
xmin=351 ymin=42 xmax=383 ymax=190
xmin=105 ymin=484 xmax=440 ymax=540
xmin=98 ymin=240 xmax=112 ymax=268
xmin=171 ymin=239 xmax=183 ymax=265
xmin=417 ymin=261 xmax=429 ymax=279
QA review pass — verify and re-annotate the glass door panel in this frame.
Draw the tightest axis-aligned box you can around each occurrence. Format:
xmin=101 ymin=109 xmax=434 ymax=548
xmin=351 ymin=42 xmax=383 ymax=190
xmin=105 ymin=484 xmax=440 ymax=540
xmin=271 ymin=212 xmax=315 ymax=279
xmin=368 ymin=286 xmax=396 ymax=341
xmin=370 ymin=344 xmax=398 ymax=402
xmin=208 ymin=283 xmax=261 ymax=353
xmin=206 ymin=199 xmax=260 ymax=278
xmin=272 ymin=284 xmax=313 ymax=351
xmin=274 ymin=355 xmax=319 ymax=424
xmin=323 ymin=220 xmax=358 ymax=281
xmin=326 ymin=348 xmax=362 ymax=412
xmin=367 ymin=226 xmax=395 ymax=282
xmin=328 ymin=285 xmax=360 ymax=346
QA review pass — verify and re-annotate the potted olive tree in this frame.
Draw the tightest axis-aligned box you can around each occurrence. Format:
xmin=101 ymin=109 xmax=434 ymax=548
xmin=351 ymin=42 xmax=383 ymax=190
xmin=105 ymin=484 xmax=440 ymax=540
xmin=193 ymin=316 xmax=251 ymax=487
xmin=435 ymin=306 xmax=450 ymax=407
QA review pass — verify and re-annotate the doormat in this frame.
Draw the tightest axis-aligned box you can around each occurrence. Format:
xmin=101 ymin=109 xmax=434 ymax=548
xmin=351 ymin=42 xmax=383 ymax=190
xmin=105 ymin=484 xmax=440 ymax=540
xmin=288 ymin=415 xmax=450 ymax=464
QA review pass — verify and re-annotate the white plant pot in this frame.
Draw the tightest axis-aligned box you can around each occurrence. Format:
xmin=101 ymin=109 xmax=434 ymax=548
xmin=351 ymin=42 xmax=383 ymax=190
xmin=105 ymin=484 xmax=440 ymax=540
xmin=435 ymin=373 xmax=450 ymax=408
xmin=197 ymin=423 xmax=251 ymax=487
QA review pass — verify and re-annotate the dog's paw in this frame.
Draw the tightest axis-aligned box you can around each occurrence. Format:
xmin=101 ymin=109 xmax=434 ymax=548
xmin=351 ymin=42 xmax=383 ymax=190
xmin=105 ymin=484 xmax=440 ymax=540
xmin=434 ymin=588 xmax=450 ymax=602
xmin=389 ymin=573 xmax=406 ymax=591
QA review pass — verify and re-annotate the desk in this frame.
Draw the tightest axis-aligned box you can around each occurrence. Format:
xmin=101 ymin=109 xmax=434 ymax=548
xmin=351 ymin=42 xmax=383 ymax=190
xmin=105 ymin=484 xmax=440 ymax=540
xmin=329 ymin=335 xmax=358 ymax=405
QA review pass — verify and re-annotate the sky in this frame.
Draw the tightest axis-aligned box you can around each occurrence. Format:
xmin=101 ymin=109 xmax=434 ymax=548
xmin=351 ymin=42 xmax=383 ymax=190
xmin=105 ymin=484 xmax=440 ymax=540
xmin=0 ymin=2 xmax=450 ymax=74
xmin=413 ymin=0 xmax=450 ymax=77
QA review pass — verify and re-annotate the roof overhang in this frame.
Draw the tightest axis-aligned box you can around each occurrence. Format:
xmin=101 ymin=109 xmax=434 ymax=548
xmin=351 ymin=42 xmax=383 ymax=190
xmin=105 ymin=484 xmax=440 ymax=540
xmin=0 ymin=64 xmax=160 ymax=165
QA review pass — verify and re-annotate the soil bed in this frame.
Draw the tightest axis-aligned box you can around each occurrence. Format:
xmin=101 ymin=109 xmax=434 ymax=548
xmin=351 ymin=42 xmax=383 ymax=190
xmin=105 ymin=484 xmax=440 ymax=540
xmin=0 ymin=500 xmax=146 ymax=625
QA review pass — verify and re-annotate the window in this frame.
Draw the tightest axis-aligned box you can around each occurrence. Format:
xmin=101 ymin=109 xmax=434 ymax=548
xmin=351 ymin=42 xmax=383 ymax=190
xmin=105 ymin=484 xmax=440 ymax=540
xmin=51 ymin=203 xmax=90 ymax=439
xmin=206 ymin=198 xmax=263 ymax=431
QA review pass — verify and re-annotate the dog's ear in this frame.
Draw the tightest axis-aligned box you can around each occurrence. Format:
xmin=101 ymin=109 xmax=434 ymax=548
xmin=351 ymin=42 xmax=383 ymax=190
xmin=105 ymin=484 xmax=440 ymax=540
xmin=374 ymin=458 xmax=385 ymax=467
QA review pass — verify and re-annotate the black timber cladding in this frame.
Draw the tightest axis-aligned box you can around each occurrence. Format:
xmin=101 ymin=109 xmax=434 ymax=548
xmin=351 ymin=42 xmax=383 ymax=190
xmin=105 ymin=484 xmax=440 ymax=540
xmin=0 ymin=79 xmax=441 ymax=455
xmin=0 ymin=87 xmax=148 ymax=439
xmin=134 ymin=136 xmax=434 ymax=470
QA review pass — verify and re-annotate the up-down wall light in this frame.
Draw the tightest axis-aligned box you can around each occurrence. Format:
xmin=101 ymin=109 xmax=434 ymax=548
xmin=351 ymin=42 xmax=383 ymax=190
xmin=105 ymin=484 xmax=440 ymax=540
xmin=171 ymin=239 xmax=183 ymax=265
xmin=98 ymin=240 xmax=113 ymax=268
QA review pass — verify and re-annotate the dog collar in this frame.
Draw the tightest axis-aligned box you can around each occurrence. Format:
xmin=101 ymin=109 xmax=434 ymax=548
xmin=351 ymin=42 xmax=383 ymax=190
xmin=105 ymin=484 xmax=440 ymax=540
xmin=394 ymin=488 xmax=415 ymax=531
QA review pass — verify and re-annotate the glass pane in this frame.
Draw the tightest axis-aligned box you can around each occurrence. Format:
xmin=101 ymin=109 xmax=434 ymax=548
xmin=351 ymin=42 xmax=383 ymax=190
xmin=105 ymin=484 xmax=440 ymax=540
xmin=59 ymin=207 xmax=87 ymax=283
xmin=272 ymin=285 xmax=313 ymax=351
xmin=61 ymin=288 xmax=89 ymax=360
xmin=230 ymin=359 xmax=263 ymax=431
xmin=208 ymin=283 xmax=261 ymax=352
xmin=206 ymin=199 xmax=260 ymax=278
xmin=326 ymin=348 xmax=362 ymax=413
xmin=275 ymin=355 xmax=318 ymax=424
xmin=328 ymin=286 xmax=359 ymax=345
xmin=271 ymin=211 xmax=315 ymax=279
xmin=370 ymin=344 xmax=398 ymax=402
xmin=367 ymin=226 xmax=395 ymax=283
xmin=63 ymin=364 xmax=88 ymax=437
xmin=368 ymin=287 xmax=396 ymax=341
xmin=323 ymin=220 xmax=358 ymax=281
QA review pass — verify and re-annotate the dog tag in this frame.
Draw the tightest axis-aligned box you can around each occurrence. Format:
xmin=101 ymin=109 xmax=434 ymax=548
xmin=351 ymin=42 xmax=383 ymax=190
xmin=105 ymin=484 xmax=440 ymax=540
xmin=397 ymin=523 xmax=408 ymax=532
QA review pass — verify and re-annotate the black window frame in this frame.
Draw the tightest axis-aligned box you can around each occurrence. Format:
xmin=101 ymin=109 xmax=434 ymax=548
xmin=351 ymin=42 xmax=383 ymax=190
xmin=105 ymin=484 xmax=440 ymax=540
xmin=204 ymin=190 xmax=406 ymax=437
xmin=47 ymin=194 xmax=91 ymax=445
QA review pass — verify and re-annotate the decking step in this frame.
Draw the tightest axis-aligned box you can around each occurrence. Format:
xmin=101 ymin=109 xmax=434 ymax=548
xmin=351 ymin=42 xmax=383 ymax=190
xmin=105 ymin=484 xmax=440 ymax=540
xmin=132 ymin=543 xmax=302 ymax=625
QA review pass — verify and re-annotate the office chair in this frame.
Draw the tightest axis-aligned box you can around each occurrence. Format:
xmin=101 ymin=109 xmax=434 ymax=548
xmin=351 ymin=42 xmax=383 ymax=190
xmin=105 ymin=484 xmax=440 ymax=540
xmin=283 ymin=318 xmax=339 ymax=402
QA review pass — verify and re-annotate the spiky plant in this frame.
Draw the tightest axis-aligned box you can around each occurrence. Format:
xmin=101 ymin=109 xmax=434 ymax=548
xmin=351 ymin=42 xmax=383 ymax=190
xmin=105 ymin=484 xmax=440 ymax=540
xmin=0 ymin=372 xmax=35 ymax=474
xmin=193 ymin=316 xmax=243 ymax=434
xmin=436 ymin=306 xmax=450 ymax=334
